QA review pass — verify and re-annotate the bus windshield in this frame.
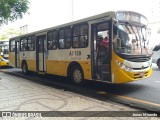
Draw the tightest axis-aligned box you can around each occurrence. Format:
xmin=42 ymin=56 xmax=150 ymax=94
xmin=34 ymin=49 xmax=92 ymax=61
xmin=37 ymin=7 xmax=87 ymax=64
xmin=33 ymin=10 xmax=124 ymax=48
xmin=114 ymin=23 xmax=151 ymax=55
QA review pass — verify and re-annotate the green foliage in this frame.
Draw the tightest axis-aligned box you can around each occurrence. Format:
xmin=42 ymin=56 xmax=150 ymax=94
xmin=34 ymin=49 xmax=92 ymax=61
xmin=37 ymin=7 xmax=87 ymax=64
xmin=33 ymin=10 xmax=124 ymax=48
xmin=0 ymin=0 xmax=29 ymax=26
xmin=0 ymin=28 xmax=22 ymax=40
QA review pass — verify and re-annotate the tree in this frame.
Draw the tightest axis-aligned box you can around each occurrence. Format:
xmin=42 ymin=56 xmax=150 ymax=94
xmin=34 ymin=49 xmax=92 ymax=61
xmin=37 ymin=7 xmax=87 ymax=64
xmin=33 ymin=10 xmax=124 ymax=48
xmin=0 ymin=28 xmax=22 ymax=40
xmin=0 ymin=0 xmax=29 ymax=26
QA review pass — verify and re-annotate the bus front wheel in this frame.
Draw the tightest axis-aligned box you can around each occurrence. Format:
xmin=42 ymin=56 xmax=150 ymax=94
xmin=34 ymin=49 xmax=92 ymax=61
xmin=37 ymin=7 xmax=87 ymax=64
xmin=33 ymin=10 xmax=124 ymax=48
xmin=22 ymin=62 xmax=28 ymax=74
xmin=71 ymin=65 xmax=84 ymax=85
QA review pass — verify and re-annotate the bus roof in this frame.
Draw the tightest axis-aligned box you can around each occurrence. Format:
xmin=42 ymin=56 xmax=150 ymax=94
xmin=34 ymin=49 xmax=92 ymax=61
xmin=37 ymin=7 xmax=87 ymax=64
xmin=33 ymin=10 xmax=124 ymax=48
xmin=10 ymin=11 xmax=116 ymax=40
xmin=9 ymin=10 xmax=146 ymax=40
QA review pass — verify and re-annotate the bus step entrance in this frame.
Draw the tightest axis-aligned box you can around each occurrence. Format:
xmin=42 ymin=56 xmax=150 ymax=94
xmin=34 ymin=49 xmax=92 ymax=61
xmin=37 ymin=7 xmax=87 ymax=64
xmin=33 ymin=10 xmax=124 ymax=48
xmin=38 ymin=71 xmax=46 ymax=75
xmin=101 ymin=71 xmax=110 ymax=80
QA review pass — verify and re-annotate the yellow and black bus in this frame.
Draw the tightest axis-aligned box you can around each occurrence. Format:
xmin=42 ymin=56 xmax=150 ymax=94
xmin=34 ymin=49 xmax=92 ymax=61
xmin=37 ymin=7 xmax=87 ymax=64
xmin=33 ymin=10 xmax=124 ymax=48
xmin=9 ymin=11 xmax=152 ymax=85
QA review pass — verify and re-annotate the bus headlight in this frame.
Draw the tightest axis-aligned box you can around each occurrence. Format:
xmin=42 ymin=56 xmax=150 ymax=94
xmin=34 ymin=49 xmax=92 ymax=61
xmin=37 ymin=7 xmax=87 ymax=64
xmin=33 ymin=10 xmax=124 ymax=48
xmin=125 ymin=66 xmax=133 ymax=72
xmin=116 ymin=60 xmax=133 ymax=72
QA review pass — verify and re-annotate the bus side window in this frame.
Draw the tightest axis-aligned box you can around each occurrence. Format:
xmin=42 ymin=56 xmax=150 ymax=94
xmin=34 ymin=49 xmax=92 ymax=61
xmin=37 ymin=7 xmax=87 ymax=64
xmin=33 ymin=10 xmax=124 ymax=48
xmin=80 ymin=35 xmax=87 ymax=47
xmin=59 ymin=27 xmax=71 ymax=49
xmin=73 ymin=37 xmax=79 ymax=47
xmin=47 ymin=30 xmax=58 ymax=50
xmin=72 ymin=23 xmax=88 ymax=48
xmin=28 ymin=36 xmax=33 ymax=51
xmin=48 ymin=32 xmax=53 ymax=49
xmin=80 ymin=24 xmax=88 ymax=47
xmin=59 ymin=39 xmax=64 ymax=48
xmin=20 ymin=38 xmax=27 ymax=51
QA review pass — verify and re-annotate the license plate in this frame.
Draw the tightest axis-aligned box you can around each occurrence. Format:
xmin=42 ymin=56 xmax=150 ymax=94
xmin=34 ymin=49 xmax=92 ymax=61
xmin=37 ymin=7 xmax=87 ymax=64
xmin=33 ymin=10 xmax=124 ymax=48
xmin=139 ymin=72 xmax=145 ymax=77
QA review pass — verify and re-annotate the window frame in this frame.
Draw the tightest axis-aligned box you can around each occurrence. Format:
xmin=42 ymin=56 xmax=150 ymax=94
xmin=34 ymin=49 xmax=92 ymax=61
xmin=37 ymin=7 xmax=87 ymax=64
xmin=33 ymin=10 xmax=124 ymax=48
xmin=58 ymin=27 xmax=71 ymax=49
xmin=20 ymin=37 xmax=28 ymax=51
xmin=27 ymin=35 xmax=35 ymax=51
xmin=72 ymin=23 xmax=88 ymax=48
xmin=47 ymin=30 xmax=58 ymax=50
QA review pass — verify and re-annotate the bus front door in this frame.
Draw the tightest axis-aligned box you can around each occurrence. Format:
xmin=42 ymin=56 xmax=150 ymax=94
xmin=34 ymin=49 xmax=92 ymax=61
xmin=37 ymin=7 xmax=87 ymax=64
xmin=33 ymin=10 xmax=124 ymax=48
xmin=36 ymin=35 xmax=46 ymax=72
xmin=91 ymin=22 xmax=111 ymax=82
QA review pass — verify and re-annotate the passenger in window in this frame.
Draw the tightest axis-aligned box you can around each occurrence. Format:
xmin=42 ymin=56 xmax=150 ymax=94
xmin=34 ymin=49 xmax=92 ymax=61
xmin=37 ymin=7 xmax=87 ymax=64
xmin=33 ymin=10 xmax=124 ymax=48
xmin=53 ymin=42 xmax=57 ymax=49
xmin=59 ymin=39 xmax=64 ymax=48
xmin=48 ymin=41 xmax=53 ymax=49
xmin=98 ymin=36 xmax=109 ymax=48
xmin=65 ymin=39 xmax=71 ymax=48
xmin=25 ymin=46 xmax=29 ymax=51
xmin=80 ymin=36 xmax=87 ymax=47
xmin=73 ymin=38 xmax=79 ymax=47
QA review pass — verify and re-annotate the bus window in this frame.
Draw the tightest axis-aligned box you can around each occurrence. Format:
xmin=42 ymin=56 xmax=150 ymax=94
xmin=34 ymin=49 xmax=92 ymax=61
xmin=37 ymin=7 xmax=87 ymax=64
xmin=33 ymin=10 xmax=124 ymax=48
xmin=20 ymin=37 xmax=28 ymax=51
xmin=73 ymin=24 xmax=88 ymax=48
xmin=47 ymin=30 xmax=58 ymax=50
xmin=73 ymin=26 xmax=79 ymax=48
xmin=28 ymin=36 xmax=35 ymax=51
xmin=80 ymin=24 xmax=88 ymax=47
xmin=38 ymin=38 xmax=43 ymax=53
xmin=59 ymin=28 xmax=71 ymax=49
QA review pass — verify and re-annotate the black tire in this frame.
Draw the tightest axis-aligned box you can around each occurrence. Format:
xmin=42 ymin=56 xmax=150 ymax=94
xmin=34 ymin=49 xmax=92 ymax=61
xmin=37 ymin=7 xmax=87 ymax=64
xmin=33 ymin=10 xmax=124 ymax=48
xmin=157 ymin=60 xmax=160 ymax=69
xmin=71 ymin=65 xmax=84 ymax=85
xmin=22 ymin=62 xmax=28 ymax=74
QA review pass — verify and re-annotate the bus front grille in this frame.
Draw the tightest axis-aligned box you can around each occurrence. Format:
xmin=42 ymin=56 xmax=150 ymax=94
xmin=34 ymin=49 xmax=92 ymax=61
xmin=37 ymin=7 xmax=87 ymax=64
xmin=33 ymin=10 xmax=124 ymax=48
xmin=133 ymin=72 xmax=148 ymax=79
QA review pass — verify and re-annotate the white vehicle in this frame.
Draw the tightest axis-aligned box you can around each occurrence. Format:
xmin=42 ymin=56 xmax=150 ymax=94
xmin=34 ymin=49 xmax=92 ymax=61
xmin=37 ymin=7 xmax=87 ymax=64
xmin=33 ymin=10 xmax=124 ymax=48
xmin=152 ymin=45 xmax=160 ymax=69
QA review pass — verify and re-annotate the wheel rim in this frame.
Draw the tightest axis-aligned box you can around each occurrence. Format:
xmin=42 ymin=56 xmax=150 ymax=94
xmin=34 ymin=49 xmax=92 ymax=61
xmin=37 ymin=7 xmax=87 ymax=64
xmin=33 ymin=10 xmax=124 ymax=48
xmin=73 ymin=69 xmax=82 ymax=83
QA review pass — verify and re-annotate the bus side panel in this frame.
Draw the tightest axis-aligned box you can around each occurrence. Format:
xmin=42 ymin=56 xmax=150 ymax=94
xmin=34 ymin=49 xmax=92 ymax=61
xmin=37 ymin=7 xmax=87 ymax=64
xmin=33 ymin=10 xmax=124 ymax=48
xmin=46 ymin=60 xmax=67 ymax=76
xmin=46 ymin=47 xmax=92 ymax=79
xmin=19 ymin=51 xmax=37 ymax=72
xmin=46 ymin=60 xmax=92 ymax=80
xmin=78 ymin=61 xmax=92 ymax=80
xmin=26 ymin=51 xmax=36 ymax=72
xmin=27 ymin=59 xmax=36 ymax=71
xmin=9 ymin=52 xmax=16 ymax=67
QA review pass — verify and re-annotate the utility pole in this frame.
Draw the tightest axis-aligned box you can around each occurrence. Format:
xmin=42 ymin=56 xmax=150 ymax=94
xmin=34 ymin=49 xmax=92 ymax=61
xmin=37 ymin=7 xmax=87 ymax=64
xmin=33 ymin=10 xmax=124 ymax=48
xmin=71 ymin=0 xmax=74 ymax=22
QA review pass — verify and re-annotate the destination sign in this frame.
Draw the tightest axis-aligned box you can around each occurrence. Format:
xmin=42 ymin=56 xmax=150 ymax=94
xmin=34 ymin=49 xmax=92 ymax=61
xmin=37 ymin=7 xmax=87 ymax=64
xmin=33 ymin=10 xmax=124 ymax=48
xmin=116 ymin=11 xmax=147 ymax=25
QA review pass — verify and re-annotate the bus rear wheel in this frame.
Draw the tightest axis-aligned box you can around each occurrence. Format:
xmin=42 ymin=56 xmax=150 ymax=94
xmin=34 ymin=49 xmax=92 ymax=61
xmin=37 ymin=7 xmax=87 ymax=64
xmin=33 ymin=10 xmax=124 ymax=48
xmin=22 ymin=62 xmax=28 ymax=74
xmin=71 ymin=66 xmax=84 ymax=85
